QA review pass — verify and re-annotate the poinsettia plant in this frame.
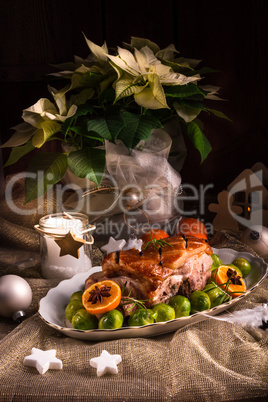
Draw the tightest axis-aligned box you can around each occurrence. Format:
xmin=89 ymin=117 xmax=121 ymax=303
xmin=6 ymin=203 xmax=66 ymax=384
xmin=1 ymin=36 xmax=229 ymax=203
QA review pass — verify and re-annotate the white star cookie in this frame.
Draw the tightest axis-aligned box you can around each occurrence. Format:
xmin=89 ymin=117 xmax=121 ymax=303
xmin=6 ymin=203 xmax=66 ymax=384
xmin=101 ymin=237 xmax=126 ymax=254
xmin=90 ymin=350 xmax=122 ymax=377
xmin=23 ymin=348 xmax=63 ymax=375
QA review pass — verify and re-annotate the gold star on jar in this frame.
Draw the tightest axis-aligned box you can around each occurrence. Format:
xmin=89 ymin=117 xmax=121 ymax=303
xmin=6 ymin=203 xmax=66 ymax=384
xmin=54 ymin=230 xmax=86 ymax=258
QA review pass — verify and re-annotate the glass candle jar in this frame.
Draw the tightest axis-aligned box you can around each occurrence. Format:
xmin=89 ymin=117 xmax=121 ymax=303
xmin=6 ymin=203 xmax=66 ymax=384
xmin=35 ymin=212 xmax=95 ymax=279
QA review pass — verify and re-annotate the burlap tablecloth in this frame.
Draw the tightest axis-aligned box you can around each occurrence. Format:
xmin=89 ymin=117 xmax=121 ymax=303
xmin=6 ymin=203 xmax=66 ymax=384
xmin=0 ymin=183 xmax=267 ymax=401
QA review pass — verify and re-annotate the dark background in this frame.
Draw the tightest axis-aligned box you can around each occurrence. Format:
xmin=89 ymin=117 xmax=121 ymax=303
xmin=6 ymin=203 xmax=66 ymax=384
xmin=0 ymin=0 xmax=267 ymax=192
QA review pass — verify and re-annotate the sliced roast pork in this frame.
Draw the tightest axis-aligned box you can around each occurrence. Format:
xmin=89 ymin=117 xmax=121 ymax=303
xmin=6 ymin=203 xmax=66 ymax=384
xmin=85 ymin=235 xmax=213 ymax=307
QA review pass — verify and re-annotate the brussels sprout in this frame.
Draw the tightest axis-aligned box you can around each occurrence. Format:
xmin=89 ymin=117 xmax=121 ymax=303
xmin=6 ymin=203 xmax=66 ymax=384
xmin=203 ymin=283 xmax=215 ymax=292
xmin=211 ymin=253 xmax=222 ymax=266
xmin=190 ymin=291 xmax=211 ymax=313
xmin=211 ymin=253 xmax=222 ymax=272
xmin=65 ymin=300 xmax=84 ymax=322
xmin=152 ymin=303 xmax=175 ymax=322
xmin=128 ymin=309 xmax=156 ymax=327
xmin=203 ymin=284 xmax=230 ymax=307
xmin=232 ymin=258 xmax=251 ymax=277
xmin=69 ymin=291 xmax=83 ymax=302
xmin=98 ymin=309 xmax=124 ymax=330
xmin=72 ymin=309 xmax=98 ymax=330
xmin=169 ymin=295 xmax=191 ymax=318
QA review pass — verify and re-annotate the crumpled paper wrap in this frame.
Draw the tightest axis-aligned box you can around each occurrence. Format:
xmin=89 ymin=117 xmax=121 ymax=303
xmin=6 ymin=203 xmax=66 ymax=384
xmin=0 ymin=199 xmax=268 ymax=401
xmin=64 ymin=130 xmax=183 ymax=240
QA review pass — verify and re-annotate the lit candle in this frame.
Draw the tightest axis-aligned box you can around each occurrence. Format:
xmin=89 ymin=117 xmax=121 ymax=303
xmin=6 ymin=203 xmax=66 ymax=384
xmin=35 ymin=212 xmax=95 ymax=279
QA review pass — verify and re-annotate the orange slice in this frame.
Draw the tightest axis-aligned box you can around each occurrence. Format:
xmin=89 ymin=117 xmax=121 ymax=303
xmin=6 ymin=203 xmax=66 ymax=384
xmin=214 ymin=265 xmax=246 ymax=298
xmin=82 ymin=280 xmax=121 ymax=315
xmin=176 ymin=218 xmax=207 ymax=240
xmin=140 ymin=229 xmax=169 ymax=243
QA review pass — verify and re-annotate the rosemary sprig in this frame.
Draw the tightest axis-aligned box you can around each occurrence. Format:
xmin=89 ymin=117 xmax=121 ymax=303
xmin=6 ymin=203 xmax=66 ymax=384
xmin=228 ymin=291 xmax=246 ymax=294
xmin=212 ymin=268 xmax=245 ymax=297
xmin=203 ymin=281 xmax=232 ymax=303
xmin=143 ymin=231 xmax=173 ymax=251
xmin=120 ymin=282 xmax=151 ymax=312
xmin=224 ymin=270 xmax=242 ymax=294
xmin=120 ymin=297 xmax=149 ymax=312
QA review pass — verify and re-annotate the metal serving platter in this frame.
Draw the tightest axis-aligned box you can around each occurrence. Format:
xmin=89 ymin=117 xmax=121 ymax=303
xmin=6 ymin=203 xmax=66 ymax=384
xmin=38 ymin=248 xmax=268 ymax=341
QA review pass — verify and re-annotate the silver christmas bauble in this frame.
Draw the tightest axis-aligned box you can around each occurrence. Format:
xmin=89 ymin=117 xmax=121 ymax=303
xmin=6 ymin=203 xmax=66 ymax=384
xmin=0 ymin=275 xmax=32 ymax=322
xmin=241 ymin=225 xmax=268 ymax=258
xmin=122 ymin=188 xmax=142 ymax=208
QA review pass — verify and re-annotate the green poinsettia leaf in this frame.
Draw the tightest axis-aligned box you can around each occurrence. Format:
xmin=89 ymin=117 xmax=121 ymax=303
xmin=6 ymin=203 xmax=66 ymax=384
xmin=184 ymin=66 xmax=220 ymax=77
xmin=70 ymin=88 xmax=95 ymax=106
xmin=160 ymin=59 xmax=194 ymax=74
xmin=70 ymin=124 xmax=105 ymax=143
xmin=76 ymin=103 xmax=95 ymax=116
xmin=71 ymin=69 xmax=104 ymax=91
xmin=179 ymin=99 xmax=207 ymax=110
xmin=98 ymin=87 xmax=116 ymax=104
xmin=24 ymin=153 xmax=68 ymax=203
xmin=116 ymin=112 xmax=163 ymax=149
xmin=174 ymin=102 xmax=201 ymax=123
xmin=62 ymin=118 xmax=75 ymax=138
xmin=0 ymin=123 xmax=35 ymax=148
xmin=4 ymin=140 xmax=35 ymax=167
xmin=54 ymin=69 xmax=105 ymax=99
xmin=173 ymin=56 xmax=202 ymax=69
xmin=207 ymin=108 xmax=232 ymax=122
xmin=100 ymin=111 xmax=123 ymax=142
xmin=85 ymin=118 xmax=113 ymax=141
xmin=62 ymin=102 xmax=94 ymax=136
xmin=68 ymin=113 xmax=114 ymax=143
xmin=67 ymin=148 xmax=106 ymax=187
xmin=50 ymin=61 xmax=78 ymax=73
xmin=186 ymin=121 xmax=212 ymax=163
xmin=130 ymin=37 xmax=160 ymax=53
xmin=165 ymin=83 xmax=206 ymax=99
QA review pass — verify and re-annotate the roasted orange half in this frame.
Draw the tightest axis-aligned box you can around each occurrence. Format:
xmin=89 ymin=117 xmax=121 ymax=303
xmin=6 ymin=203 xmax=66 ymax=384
xmin=82 ymin=280 xmax=121 ymax=315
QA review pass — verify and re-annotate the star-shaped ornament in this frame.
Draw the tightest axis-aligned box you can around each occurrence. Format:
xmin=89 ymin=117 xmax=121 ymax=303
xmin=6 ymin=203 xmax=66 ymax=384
xmin=101 ymin=237 xmax=126 ymax=254
xmin=23 ymin=348 xmax=63 ymax=375
xmin=90 ymin=350 xmax=122 ymax=377
xmin=123 ymin=236 xmax=143 ymax=252
xmin=54 ymin=230 xmax=85 ymax=258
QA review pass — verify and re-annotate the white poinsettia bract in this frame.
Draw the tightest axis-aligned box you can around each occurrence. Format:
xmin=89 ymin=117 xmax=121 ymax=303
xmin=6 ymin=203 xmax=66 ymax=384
xmin=107 ymin=45 xmax=200 ymax=110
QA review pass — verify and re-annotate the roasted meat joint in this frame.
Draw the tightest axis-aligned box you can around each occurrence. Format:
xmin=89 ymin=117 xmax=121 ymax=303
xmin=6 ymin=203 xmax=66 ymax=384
xmin=64 ymin=219 xmax=249 ymax=330
xmin=86 ymin=235 xmax=213 ymax=307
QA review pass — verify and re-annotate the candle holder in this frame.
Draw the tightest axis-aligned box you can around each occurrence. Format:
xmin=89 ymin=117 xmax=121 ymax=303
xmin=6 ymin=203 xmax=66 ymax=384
xmin=35 ymin=212 xmax=95 ymax=279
